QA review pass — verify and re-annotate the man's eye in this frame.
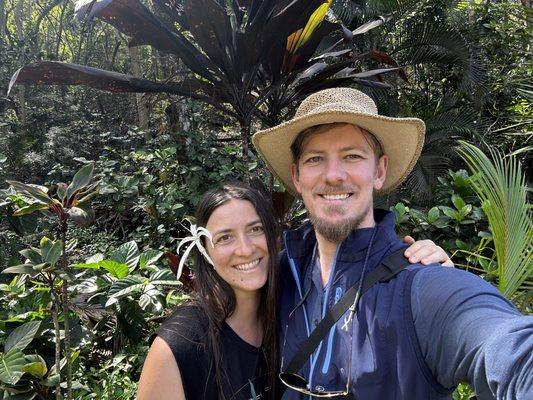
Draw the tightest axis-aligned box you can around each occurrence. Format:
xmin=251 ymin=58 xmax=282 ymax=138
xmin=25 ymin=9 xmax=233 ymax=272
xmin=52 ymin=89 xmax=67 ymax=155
xmin=345 ymin=154 xmax=362 ymax=160
xmin=305 ymin=156 xmax=322 ymax=163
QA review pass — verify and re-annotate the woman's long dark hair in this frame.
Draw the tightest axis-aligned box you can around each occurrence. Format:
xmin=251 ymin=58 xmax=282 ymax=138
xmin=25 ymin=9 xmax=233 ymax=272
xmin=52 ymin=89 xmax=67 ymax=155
xmin=192 ymin=182 xmax=279 ymax=399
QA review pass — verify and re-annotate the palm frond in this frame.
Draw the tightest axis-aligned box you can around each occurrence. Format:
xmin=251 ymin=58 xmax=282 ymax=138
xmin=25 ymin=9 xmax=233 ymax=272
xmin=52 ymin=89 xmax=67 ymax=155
xmin=393 ymin=22 xmax=486 ymax=94
xmin=458 ymin=141 xmax=532 ymax=298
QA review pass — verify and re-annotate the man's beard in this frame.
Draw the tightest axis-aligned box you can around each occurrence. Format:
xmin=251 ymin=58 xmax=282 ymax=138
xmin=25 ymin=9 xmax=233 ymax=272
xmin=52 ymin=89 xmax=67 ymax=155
xmin=309 ymin=205 xmax=370 ymax=243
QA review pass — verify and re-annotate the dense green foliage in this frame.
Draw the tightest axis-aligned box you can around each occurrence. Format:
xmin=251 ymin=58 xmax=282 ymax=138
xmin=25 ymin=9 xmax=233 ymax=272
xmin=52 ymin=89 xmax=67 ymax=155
xmin=0 ymin=1 xmax=531 ymax=399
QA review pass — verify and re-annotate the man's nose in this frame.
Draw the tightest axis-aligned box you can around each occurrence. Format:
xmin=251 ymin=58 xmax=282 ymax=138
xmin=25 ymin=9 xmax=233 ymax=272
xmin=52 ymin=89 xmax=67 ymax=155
xmin=324 ymin=158 xmax=346 ymax=184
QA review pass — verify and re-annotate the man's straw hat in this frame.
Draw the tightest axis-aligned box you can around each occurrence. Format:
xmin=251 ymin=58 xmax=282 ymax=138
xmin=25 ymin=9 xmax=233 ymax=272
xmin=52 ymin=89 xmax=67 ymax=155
xmin=252 ymin=87 xmax=425 ymax=195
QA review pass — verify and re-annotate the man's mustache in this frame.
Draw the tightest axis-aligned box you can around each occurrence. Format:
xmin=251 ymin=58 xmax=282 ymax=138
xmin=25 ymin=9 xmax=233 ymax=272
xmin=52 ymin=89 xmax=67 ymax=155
xmin=312 ymin=185 xmax=357 ymax=195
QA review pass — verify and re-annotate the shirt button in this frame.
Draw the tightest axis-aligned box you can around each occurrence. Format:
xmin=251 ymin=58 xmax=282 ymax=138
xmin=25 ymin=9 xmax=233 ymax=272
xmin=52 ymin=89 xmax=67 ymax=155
xmin=340 ymin=367 xmax=346 ymax=375
xmin=315 ymin=385 xmax=325 ymax=392
xmin=314 ymin=319 xmax=319 ymax=327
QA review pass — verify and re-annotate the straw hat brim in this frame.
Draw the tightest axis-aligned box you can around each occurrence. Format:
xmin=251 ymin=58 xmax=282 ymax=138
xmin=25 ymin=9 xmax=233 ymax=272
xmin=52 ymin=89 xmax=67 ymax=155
xmin=252 ymin=109 xmax=425 ymax=196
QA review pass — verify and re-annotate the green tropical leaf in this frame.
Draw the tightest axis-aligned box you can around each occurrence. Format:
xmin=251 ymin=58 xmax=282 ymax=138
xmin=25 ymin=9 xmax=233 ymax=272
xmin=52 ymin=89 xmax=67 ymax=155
xmin=440 ymin=206 xmax=459 ymax=220
xmin=67 ymin=205 xmax=94 ymax=227
xmin=427 ymin=207 xmax=440 ymax=223
xmin=0 ymin=348 xmax=25 ymax=385
xmin=106 ymin=276 xmax=145 ymax=307
xmin=19 ymin=248 xmax=41 ymax=265
xmin=66 ymin=163 xmax=95 ymax=201
xmin=56 ymin=182 xmax=68 ymax=202
xmin=2 ymin=265 xmax=39 ymax=276
xmin=139 ymin=250 xmax=163 ymax=269
xmin=5 ymin=321 xmax=41 ymax=352
xmin=100 ymin=260 xmax=129 ymax=279
xmin=22 ymin=360 xmax=48 ymax=379
xmin=150 ymin=269 xmax=177 ymax=281
xmin=41 ymin=373 xmax=60 ymax=386
xmin=458 ymin=141 xmax=533 ymax=297
xmin=111 ymin=241 xmax=140 ymax=271
xmin=39 ymin=237 xmax=53 ymax=257
xmin=42 ymin=240 xmax=62 ymax=265
xmin=151 ymin=280 xmax=182 ymax=286
xmin=12 ymin=203 xmax=49 ymax=216
xmin=452 ymin=195 xmax=466 ymax=210
xmin=44 ymin=350 xmax=80 ymax=386
xmin=6 ymin=181 xmax=53 ymax=205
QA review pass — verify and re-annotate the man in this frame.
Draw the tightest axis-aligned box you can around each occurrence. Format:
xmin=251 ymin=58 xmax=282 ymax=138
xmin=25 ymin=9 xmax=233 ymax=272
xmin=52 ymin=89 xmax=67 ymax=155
xmin=253 ymin=88 xmax=532 ymax=399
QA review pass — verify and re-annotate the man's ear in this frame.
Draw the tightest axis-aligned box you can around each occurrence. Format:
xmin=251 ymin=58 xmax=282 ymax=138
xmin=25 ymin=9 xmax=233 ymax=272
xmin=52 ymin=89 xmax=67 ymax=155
xmin=373 ymin=155 xmax=388 ymax=191
xmin=290 ymin=163 xmax=302 ymax=194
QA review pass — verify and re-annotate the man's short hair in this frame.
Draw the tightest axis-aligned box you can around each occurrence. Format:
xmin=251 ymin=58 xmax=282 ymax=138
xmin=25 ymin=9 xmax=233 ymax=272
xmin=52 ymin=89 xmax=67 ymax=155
xmin=290 ymin=122 xmax=385 ymax=167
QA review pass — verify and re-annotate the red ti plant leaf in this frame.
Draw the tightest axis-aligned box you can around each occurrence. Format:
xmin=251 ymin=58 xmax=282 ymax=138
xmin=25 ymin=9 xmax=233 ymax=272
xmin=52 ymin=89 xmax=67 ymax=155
xmin=165 ymin=252 xmax=195 ymax=292
xmin=75 ymin=0 xmax=218 ymax=81
xmin=9 ymin=61 xmax=184 ymax=96
xmin=370 ymin=50 xmax=409 ymax=82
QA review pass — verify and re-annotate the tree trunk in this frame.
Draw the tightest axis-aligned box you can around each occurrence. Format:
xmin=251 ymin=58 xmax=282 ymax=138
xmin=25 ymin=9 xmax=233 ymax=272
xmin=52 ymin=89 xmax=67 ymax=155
xmin=241 ymin=123 xmax=251 ymax=184
xmin=129 ymin=45 xmax=150 ymax=135
xmin=15 ymin=0 xmax=27 ymax=124
xmin=59 ymin=223 xmax=72 ymax=400
xmin=51 ymin=286 xmax=62 ymax=400
xmin=0 ymin=0 xmax=6 ymax=41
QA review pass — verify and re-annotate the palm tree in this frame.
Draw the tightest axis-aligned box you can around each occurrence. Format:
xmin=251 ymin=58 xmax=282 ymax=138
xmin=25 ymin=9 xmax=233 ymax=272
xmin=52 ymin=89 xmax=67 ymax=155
xmin=458 ymin=141 xmax=532 ymax=298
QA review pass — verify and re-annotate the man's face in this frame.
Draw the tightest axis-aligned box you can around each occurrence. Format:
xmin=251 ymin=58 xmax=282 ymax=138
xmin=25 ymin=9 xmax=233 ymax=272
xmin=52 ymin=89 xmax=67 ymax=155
xmin=291 ymin=124 xmax=388 ymax=243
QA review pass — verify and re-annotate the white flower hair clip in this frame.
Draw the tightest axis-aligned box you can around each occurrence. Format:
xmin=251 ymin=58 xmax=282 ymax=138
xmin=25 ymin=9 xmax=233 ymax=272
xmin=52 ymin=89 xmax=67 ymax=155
xmin=176 ymin=219 xmax=215 ymax=279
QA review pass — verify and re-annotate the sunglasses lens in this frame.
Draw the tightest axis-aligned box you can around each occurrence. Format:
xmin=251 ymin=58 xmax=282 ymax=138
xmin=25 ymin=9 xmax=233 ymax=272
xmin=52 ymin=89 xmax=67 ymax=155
xmin=279 ymin=372 xmax=308 ymax=389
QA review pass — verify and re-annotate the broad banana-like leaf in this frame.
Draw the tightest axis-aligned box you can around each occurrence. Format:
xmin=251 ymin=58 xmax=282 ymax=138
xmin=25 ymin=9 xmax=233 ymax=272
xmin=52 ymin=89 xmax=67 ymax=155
xmin=0 ymin=348 xmax=25 ymax=385
xmin=4 ymin=321 xmax=41 ymax=352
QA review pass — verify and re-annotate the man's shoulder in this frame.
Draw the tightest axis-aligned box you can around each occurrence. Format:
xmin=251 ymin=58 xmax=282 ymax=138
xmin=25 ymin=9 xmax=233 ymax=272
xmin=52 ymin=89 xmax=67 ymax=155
xmin=411 ymin=266 xmax=518 ymax=315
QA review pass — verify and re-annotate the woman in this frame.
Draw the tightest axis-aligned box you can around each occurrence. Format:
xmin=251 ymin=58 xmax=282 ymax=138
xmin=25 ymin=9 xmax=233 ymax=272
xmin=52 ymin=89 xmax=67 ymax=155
xmin=137 ymin=182 xmax=451 ymax=400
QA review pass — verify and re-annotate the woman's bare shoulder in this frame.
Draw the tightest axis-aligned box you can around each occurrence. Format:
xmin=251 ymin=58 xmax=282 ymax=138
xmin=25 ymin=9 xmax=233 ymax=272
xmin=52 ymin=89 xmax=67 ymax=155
xmin=137 ymin=336 xmax=187 ymax=400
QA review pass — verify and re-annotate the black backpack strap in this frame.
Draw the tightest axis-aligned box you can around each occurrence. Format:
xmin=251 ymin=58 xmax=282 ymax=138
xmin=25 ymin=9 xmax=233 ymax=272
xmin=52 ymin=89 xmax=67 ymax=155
xmin=284 ymin=248 xmax=410 ymax=375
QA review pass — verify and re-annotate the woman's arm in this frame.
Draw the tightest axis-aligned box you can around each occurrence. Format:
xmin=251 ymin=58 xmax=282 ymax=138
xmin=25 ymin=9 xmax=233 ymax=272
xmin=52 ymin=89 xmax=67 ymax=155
xmin=402 ymin=236 xmax=454 ymax=267
xmin=137 ymin=336 xmax=186 ymax=400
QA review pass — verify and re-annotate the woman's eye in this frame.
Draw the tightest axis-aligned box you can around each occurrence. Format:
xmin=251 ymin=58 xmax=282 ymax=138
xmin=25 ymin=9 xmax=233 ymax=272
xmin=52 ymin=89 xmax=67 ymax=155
xmin=215 ymin=234 xmax=232 ymax=244
xmin=250 ymin=225 xmax=264 ymax=234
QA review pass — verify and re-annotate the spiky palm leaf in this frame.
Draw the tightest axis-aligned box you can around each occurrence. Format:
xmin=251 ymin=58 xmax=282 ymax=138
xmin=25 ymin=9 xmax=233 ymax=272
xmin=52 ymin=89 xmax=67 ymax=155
xmin=458 ymin=141 xmax=532 ymax=298
xmin=401 ymin=108 xmax=481 ymax=203
xmin=391 ymin=22 xmax=486 ymax=93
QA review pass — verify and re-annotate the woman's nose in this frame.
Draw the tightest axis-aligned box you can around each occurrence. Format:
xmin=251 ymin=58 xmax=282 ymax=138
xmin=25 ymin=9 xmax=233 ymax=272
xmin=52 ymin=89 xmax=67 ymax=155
xmin=235 ymin=235 xmax=254 ymax=257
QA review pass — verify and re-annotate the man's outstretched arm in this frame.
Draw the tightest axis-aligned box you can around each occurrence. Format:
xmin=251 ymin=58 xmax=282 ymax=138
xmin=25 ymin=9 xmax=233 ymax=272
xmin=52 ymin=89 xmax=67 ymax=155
xmin=411 ymin=267 xmax=532 ymax=400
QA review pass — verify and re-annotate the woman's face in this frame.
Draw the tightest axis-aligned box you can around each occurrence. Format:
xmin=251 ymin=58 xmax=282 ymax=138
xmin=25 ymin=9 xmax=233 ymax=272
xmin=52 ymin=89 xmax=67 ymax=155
xmin=205 ymin=199 xmax=269 ymax=297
